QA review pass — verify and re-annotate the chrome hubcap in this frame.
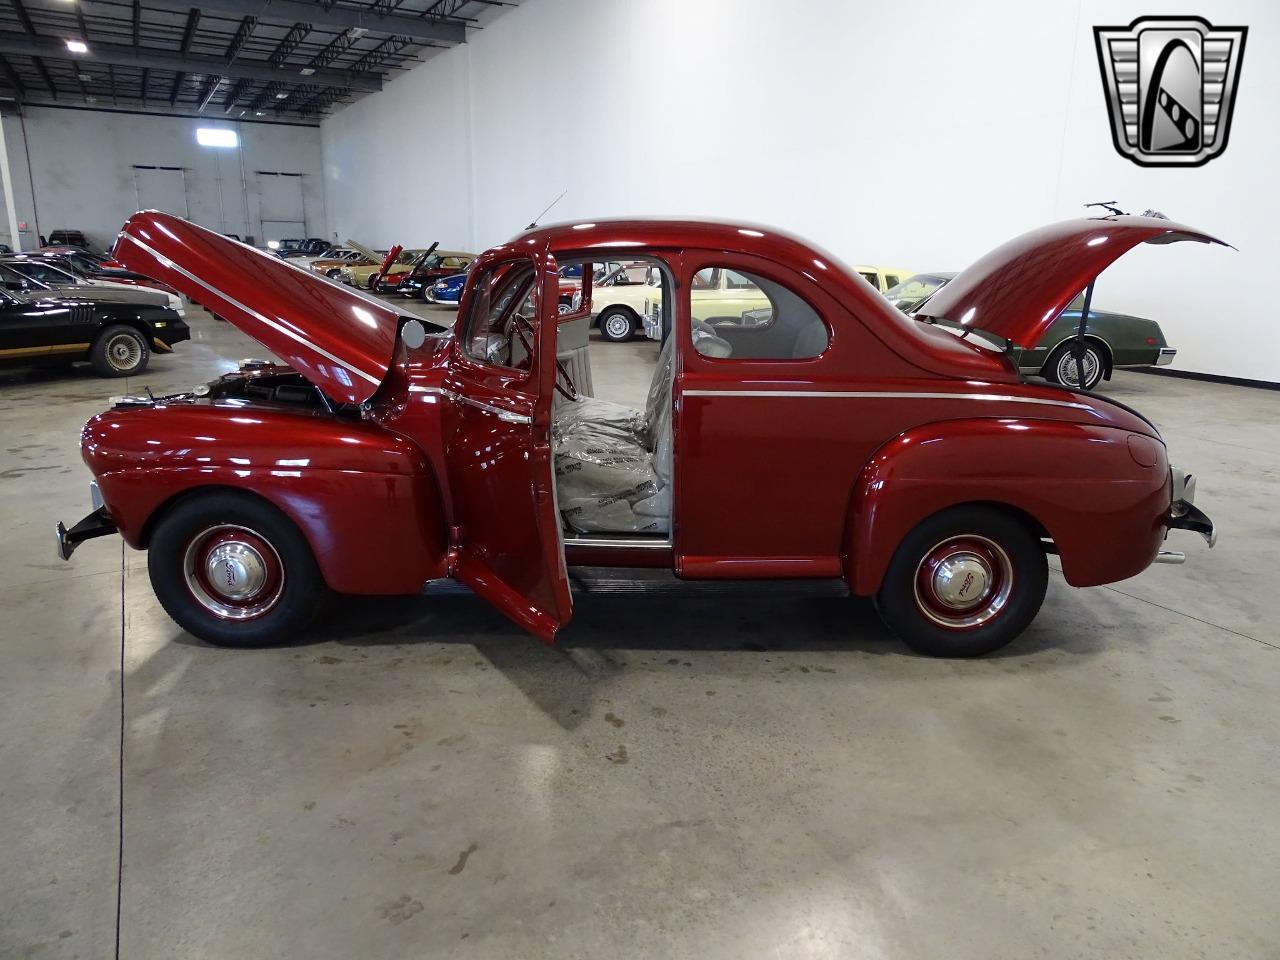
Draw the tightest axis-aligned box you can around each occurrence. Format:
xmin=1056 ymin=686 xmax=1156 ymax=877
xmin=913 ymin=535 xmax=1014 ymax=630
xmin=183 ymin=525 xmax=284 ymax=620
xmin=605 ymin=314 xmax=631 ymax=338
xmin=1056 ymin=347 xmax=1098 ymax=388
xmin=106 ymin=334 xmax=142 ymax=371
xmin=204 ymin=542 xmax=268 ymax=600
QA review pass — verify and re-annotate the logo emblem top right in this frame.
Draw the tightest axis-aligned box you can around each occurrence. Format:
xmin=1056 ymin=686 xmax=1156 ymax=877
xmin=1094 ymin=16 xmax=1247 ymax=167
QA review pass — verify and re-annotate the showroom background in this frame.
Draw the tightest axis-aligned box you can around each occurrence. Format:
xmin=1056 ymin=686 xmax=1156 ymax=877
xmin=323 ymin=0 xmax=1278 ymax=383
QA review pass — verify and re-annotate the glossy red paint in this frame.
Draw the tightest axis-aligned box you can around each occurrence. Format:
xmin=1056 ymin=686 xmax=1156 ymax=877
xmin=112 ymin=213 xmax=408 ymax=405
xmin=69 ymin=213 xmax=1218 ymax=648
xmin=917 ymin=216 xmax=1228 ymax=346
xmin=81 ymin=402 xmax=447 ymax=593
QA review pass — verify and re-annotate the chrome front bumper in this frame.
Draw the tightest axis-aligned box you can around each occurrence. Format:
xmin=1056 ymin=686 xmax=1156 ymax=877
xmin=1166 ymin=466 xmax=1216 ymax=548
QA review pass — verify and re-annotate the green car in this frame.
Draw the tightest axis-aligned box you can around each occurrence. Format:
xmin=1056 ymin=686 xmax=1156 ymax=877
xmin=884 ymin=272 xmax=1177 ymax=390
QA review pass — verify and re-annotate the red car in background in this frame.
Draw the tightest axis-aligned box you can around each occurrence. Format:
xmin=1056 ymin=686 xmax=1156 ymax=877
xmin=58 ymin=212 xmax=1219 ymax=658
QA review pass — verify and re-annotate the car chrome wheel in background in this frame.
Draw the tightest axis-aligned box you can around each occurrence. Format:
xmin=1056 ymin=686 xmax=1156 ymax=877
xmin=874 ymin=505 xmax=1048 ymax=657
xmin=90 ymin=324 xmax=150 ymax=377
xmin=1045 ymin=342 xmax=1105 ymax=390
xmin=148 ymin=491 xmax=327 ymax=647
xmin=599 ymin=307 xmax=637 ymax=342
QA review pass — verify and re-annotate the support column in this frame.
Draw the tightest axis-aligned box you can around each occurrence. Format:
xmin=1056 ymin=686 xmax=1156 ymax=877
xmin=0 ymin=113 xmax=23 ymax=251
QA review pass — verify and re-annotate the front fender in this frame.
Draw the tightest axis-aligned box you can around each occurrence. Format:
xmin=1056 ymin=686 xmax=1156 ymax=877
xmin=81 ymin=404 xmax=448 ymax=594
xmin=845 ymin=417 xmax=1170 ymax=596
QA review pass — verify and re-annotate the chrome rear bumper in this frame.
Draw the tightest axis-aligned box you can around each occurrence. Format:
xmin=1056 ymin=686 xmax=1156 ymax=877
xmin=1156 ymin=347 xmax=1177 ymax=366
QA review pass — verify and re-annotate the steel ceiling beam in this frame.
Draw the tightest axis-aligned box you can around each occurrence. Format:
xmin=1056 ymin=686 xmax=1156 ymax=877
xmin=72 ymin=0 xmax=466 ymax=44
xmin=0 ymin=32 xmax=384 ymax=91
xmin=0 ymin=52 xmax=25 ymax=97
xmin=178 ymin=9 xmax=201 ymax=56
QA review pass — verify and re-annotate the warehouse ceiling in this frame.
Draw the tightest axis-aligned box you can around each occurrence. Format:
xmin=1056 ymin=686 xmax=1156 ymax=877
xmin=0 ymin=0 xmax=510 ymax=123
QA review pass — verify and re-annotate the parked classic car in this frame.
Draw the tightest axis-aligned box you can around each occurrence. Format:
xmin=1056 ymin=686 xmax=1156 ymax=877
xmin=393 ymin=251 xmax=479 ymax=299
xmin=47 ymin=229 xmax=91 ymax=249
xmin=58 ymin=212 xmax=1218 ymax=658
xmin=0 ymin=273 xmax=188 ymax=376
xmin=884 ymin=272 xmax=1176 ymax=389
xmin=644 ymin=263 xmax=913 ymax=341
xmin=591 ymin=263 xmax=662 ymax=341
xmin=338 ymin=248 xmax=432 ymax=289
xmin=17 ymin=250 xmax=178 ymax=296
xmin=855 ymin=265 xmax=912 ymax=292
xmin=1 ymin=257 xmax=186 ymax=317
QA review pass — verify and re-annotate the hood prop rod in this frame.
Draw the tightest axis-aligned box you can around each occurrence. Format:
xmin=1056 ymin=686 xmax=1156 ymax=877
xmin=1073 ymin=277 xmax=1097 ymax=390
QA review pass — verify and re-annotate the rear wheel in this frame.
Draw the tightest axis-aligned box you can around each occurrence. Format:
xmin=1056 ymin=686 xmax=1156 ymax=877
xmin=598 ymin=307 xmax=638 ymax=342
xmin=874 ymin=505 xmax=1047 ymax=657
xmin=90 ymin=325 xmax=149 ymax=377
xmin=366 ymin=273 xmax=381 ymax=291
xmin=148 ymin=491 xmax=327 ymax=647
xmin=1044 ymin=341 xmax=1105 ymax=390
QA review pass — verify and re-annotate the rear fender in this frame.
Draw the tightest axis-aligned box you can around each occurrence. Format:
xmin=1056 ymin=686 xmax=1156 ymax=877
xmin=844 ymin=417 xmax=1170 ymax=595
xmin=81 ymin=404 xmax=448 ymax=594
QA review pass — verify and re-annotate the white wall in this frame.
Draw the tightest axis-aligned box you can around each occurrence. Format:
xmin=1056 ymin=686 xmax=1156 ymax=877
xmin=322 ymin=0 xmax=1280 ymax=382
xmin=0 ymin=107 xmax=326 ymax=252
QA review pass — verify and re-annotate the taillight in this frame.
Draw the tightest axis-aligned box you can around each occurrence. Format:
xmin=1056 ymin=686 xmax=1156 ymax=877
xmin=1145 ymin=336 xmax=1158 ymax=345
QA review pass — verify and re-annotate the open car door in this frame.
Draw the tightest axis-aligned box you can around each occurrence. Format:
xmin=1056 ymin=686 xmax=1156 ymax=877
xmin=443 ymin=249 xmax=572 ymax=643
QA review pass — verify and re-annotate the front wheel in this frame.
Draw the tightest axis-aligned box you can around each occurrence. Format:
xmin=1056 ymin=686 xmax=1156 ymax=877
xmin=598 ymin=307 xmax=638 ymax=342
xmin=90 ymin=325 xmax=150 ymax=377
xmin=148 ymin=491 xmax=328 ymax=647
xmin=1044 ymin=341 xmax=1105 ymax=390
xmin=874 ymin=505 xmax=1047 ymax=657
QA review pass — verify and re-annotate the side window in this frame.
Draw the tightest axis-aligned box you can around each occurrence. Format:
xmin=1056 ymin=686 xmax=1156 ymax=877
xmin=883 ymin=274 xmax=901 ymax=288
xmin=461 ymin=262 xmax=538 ymax=372
xmin=858 ymin=270 xmax=878 ymax=288
xmin=689 ymin=266 xmax=829 ymax=360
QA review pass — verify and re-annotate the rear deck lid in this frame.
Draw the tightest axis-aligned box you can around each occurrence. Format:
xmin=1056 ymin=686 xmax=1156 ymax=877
xmin=114 ymin=211 xmax=407 ymax=404
xmin=914 ymin=215 xmax=1228 ymax=347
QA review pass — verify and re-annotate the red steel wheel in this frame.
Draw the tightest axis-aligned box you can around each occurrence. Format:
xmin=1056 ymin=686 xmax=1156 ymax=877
xmin=182 ymin=524 xmax=286 ymax=621
xmin=911 ymin=535 xmax=1014 ymax=631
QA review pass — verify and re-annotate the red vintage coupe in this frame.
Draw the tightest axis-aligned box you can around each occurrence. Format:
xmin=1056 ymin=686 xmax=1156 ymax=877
xmin=58 ymin=212 xmax=1218 ymax=657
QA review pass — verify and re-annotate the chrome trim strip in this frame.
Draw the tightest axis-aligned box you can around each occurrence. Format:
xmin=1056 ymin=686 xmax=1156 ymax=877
xmin=563 ymin=536 xmax=673 ymax=551
xmin=1154 ymin=550 xmax=1186 ymax=564
xmin=119 ymin=232 xmax=383 ymax=387
xmin=408 ymin=385 xmax=532 ymax=424
xmin=681 ymin=389 xmax=1094 ymax=411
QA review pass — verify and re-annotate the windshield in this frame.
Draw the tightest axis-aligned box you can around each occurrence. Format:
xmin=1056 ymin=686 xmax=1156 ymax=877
xmin=396 ymin=250 xmax=425 ymax=265
xmin=885 ymin=274 xmax=951 ymax=309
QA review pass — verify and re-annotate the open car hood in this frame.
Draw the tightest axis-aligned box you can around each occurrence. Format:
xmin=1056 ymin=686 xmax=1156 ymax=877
xmin=114 ymin=212 xmax=408 ymax=404
xmin=914 ymin=216 xmax=1229 ymax=347
xmin=346 ymin=239 xmax=380 ymax=264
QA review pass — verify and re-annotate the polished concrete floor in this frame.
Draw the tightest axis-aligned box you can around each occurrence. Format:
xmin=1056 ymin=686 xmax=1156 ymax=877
xmin=2 ymin=303 xmax=1277 ymax=959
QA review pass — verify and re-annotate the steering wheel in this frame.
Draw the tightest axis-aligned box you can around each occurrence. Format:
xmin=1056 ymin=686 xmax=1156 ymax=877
xmin=512 ymin=314 xmax=579 ymax=401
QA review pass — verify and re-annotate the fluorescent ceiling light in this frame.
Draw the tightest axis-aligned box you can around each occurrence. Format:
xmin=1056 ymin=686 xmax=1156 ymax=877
xmin=274 ymin=92 xmax=288 ymax=99
xmin=299 ymin=67 xmax=315 ymax=75
xmin=66 ymin=39 xmax=88 ymax=53
xmin=196 ymin=127 xmax=239 ymax=148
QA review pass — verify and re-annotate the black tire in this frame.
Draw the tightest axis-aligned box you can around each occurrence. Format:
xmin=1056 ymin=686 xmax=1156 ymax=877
xmin=90 ymin=324 xmax=150 ymax=377
xmin=366 ymin=273 xmax=381 ymax=291
xmin=874 ymin=505 xmax=1048 ymax=657
xmin=1043 ymin=341 xmax=1106 ymax=390
xmin=148 ymin=490 xmax=328 ymax=647
xmin=598 ymin=307 xmax=638 ymax=343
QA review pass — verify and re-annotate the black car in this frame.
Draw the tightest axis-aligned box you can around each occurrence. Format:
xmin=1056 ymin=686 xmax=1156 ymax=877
xmin=0 ymin=278 xmax=189 ymax=378
xmin=47 ymin=229 xmax=91 ymax=249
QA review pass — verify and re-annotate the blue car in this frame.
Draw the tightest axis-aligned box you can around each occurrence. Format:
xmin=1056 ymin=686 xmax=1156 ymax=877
xmin=424 ymin=272 xmax=467 ymax=306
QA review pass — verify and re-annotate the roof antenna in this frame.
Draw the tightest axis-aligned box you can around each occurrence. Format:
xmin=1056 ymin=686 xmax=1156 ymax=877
xmin=1085 ymin=200 xmax=1128 ymax=216
xmin=527 ymin=189 xmax=568 ymax=230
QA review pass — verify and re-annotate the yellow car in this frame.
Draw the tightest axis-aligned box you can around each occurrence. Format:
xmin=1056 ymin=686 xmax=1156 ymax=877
xmin=854 ymin=265 xmax=911 ymax=292
xmin=641 ymin=264 xmax=911 ymax=341
xmin=591 ymin=262 xmax=662 ymax=342
xmin=336 ymin=248 xmax=432 ymax=290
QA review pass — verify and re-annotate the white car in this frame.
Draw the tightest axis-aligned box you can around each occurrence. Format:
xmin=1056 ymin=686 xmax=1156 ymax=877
xmin=590 ymin=263 xmax=662 ymax=342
